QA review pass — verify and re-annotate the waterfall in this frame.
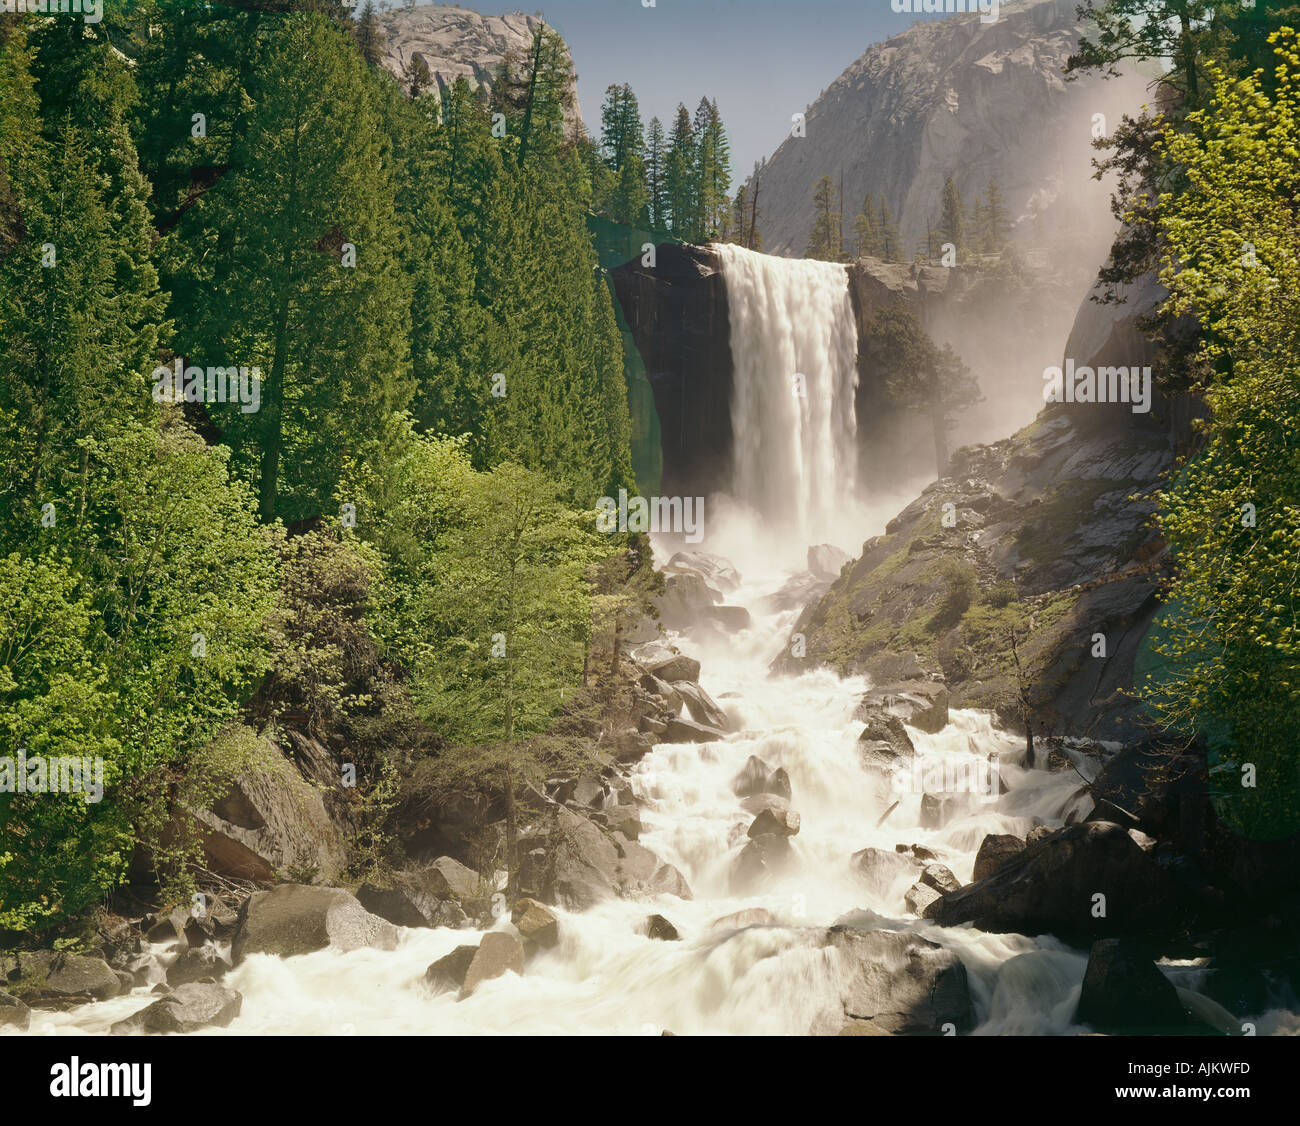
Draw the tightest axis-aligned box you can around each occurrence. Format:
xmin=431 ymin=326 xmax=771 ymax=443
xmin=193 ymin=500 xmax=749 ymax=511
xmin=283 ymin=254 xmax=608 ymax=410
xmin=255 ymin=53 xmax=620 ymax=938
xmin=715 ymin=244 xmax=860 ymax=539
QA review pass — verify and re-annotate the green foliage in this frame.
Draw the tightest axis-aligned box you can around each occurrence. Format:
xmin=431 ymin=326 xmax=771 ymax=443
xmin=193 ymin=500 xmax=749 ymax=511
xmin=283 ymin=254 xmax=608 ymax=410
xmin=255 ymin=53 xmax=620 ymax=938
xmin=806 ymin=175 xmax=842 ymax=261
xmin=1145 ymin=30 xmax=1300 ymax=838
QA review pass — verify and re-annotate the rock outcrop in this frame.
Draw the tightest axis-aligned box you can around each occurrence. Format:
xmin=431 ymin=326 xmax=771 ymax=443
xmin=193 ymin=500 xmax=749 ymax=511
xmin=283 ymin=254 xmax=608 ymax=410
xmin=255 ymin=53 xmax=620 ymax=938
xmin=754 ymin=0 xmax=1145 ymax=260
xmin=376 ymin=5 xmax=583 ymax=134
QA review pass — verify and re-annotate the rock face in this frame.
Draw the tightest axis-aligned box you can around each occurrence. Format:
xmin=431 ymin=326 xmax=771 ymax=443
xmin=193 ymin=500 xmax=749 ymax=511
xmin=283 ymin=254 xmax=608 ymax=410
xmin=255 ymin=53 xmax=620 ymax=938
xmin=1074 ymin=939 xmax=1189 ymax=1031
xmin=111 ymin=983 xmax=242 ymax=1034
xmin=194 ymin=750 xmax=348 ymax=885
xmin=231 ymin=885 xmax=399 ymax=965
xmin=376 ymin=5 xmax=583 ymax=135
xmin=0 ymin=991 xmax=30 ymax=1029
xmin=609 ymin=244 xmax=732 ymax=500
xmin=774 ymin=393 xmax=1174 ymax=740
xmin=829 ymin=927 xmax=974 ymax=1034
xmin=932 ymin=822 xmax=1173 ymax=943
xmin=754 ymin=0 xmax=1145 ymax=260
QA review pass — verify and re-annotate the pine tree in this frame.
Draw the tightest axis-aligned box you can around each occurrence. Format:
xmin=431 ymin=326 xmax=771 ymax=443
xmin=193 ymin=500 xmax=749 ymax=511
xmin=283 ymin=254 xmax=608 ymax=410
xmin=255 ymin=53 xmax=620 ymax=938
xmin=939 ymin=175 xmax=965 ymax=257
xmin=854 ymin=193 xmax=881 ymax=257
xmin=806 ymin=175 xmax=841 ymax=260
xmin=981 ymin=177 xmax=1012 ymax=253
xmin=644 ymin=115 xmax=668 ymax=230
xmin=355 ymin=0 xmax=385 ymax=66
xmin=169 ymin=12 xmax=412 ymax=523
xmin=665 ymin=103 xmax=696 ymax=240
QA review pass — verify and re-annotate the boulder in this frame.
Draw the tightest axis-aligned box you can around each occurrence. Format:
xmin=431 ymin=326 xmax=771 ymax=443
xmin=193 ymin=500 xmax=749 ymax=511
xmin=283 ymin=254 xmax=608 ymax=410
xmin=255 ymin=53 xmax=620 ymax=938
xmin=828 ymin=927 xmax=974 ymax=1034
xmin=920 ymin=862 xmax=961 ymax=895
xmin=511 ymin=898 xmax=559 ymax=949
xmin=648 ymin=863 xmax=694 ymax=900
xmin=637 ymin=673 xmax=682 ymax=714
xmin=712 ymin=908 xmax=775 ymax=930
xmin=662 ymin=715 xmax=726 ymax=743
xmin=857 ymin=712 xmax=915 ymax=770
xmin=544 ymin=807 xmax=621 ymax=910
xmin=972 ymin=833 xmax=1026 ymax=881
xmin=231 ymin=884 xmax=399 ymax=965
xmin=747 ymin=808 xmax=801 ymax=838
xmin=166 ymin=944 xmax=231 ymax=986
xmin=904 ymin=882 xmax=943 ymax=917
xmin=854 ymin=681 xmax=949 ymax=734
xmin=1075 ymin=939 xmax=1190 ymax=1031
xmin=808 ymin=544 xmax=851 ymax=581
xmin=460 ymin=932 xmax=525 ymax=999
xmin=111 ymin=983 xmax=242 ymax=1034
xmin=932 ymin=822 xmax=1174 ymax=943
xmin=355 ymin=883 xmax=429 ymax=929
xmin=851 ymin=846 xmax=922 ymax=888
xmin=646 ymin=914 xmax=680 ymax=941
xmin=896 ymin=842 xmax=939 ymax=861
xmin=418 ymin=856 xmax=483 ymax=901
xmin=675 ymin=681 xmax=731 ymax=731
xmin=603 ymin=805 xmax=642 ymax=841
xmin=740 ymin=794 xmax=790 ymax=816
xmin=731 ymin=756 xmax=792 ymax=799
xmin=0 ymin=990 xmax=30 ymax=1030
xmin=193 ymin=750 xmax=348 ymax=884
xmin=0 ymin=951 xmax=121 ymax=1003
xmin=425 ymin=945 xmax=478 ymax=993
xmin=645 ymin=653 xmax=701 ymax=684
xmin=731 ymin=833 xmax=794 ymax=891
xmin=665 ymin=551 xmax=740 ymax=593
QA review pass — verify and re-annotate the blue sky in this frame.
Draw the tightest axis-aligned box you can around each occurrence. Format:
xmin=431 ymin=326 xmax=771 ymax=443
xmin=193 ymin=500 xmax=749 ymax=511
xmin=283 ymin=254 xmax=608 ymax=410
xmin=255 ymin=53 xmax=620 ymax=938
xmin=368 ymin=1 xmax=950 ymax=176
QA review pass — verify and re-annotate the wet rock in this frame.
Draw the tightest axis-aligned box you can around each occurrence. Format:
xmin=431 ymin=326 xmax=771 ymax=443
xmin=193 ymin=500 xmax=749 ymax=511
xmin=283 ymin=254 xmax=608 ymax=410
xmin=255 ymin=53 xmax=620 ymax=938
xmin=356 ymin=883 xmax=429 ymax=929
xmin=460 ymin=932 xmax=525 ymax=999
xmin=808 ymin=544 xmax=851 ymax=581
xmin=920 ymin=862 xmax=961 ymax=895
xmin=920 ymin=792 xmax=964 ymax=830
xmin=740 ymin=793 xmax=790 ymax=816
xmin=665 ymin=551 xmax=740 ymax=593
xmin=854 ymin=681 xmax=949 ymax=734
xmin=647 ymin=914 xmax=680 ymax=941
xmin=146 ymin=909 xmax=189 ymax=945
xmin=973 ymin=833 xmax=1026 ymax=881
xmin=731 ymin=755 xmax=792 ymax=799
xmin=645 ymin=653 xmax=701 ymax=684
xmin=663 ymin=715 xmax=726 ymax=743
xmin=604 ymin=804 xmax=642 ymax=840
xmin=614 ymin=730 xmax=658 ymax=762
xmin=851 ymin=847 xmax=922 ymax=888
xmin=896 ymin=843 xmax=939 ymax=861
xmin=748 ymin=808 xmax=801 ymax=838
xmin=837 ymin=1018 xmax=892 ymax=1035
xmin=904 ymin=882 xmax=943 ymax=917
xmin=425 ymin=945 xmax=478 ymax=993
xmin=544 ymin=807 xmax=621 ymax=910
xmin=0 ymin=951 xmax=122 ymax=1003
xmin=675 ymin=681 xmax=731 ymax=731
xmin=857 ymin=712 xmax=915 ymax=769
xmin=231 ymin=884 xmax=399 ymax=965
xmin=0 ymin=991 xmax=30 ymax=1030
xmin=637 ymin=673 xmax=683 ymax=714
xmin=1075 ymin=939 xmax=1190 ymax=1031
xmin=932 ymin=822 xmax=1174 ymax=943
xmin=648 ymin=863 xmax=694 ymax=900
xmin=166 ymin=944 xmax=231 ymax=986
xmin=511 ymin=898 xmax=559 ymax=949
xmin=712 ymin=908 xmax=775 ymax=930
xmin=731 ymin=833 xmax=794 ymax=891
xmin=828 ymin=927 xmax=974 ymax=1034
xmin=111 ymin=982 xmax=242 ymax=1034
xmin=419 ymin=856 xmax=483 ymax=900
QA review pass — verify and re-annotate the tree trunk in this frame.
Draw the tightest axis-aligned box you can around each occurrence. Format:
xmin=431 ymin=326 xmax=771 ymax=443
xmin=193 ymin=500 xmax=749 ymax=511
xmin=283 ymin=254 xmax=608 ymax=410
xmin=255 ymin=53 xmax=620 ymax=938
xmin=503 ymin=762 xmax=518 ymax=899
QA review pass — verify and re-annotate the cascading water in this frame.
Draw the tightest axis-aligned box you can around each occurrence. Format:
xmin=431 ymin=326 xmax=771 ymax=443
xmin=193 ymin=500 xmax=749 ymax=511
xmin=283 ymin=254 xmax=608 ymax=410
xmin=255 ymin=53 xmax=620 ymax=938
xmin=21 ymin=248 xmax=1296 ymax=1042
xmin=716 ymin=244 xmax=860 ymax=542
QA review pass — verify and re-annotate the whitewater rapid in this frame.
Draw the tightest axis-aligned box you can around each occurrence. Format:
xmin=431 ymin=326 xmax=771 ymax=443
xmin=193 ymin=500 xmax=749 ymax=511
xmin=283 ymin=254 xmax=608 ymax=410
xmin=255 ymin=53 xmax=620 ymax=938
xmin=27 ymin=552 xmax=1121 ymax=1037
